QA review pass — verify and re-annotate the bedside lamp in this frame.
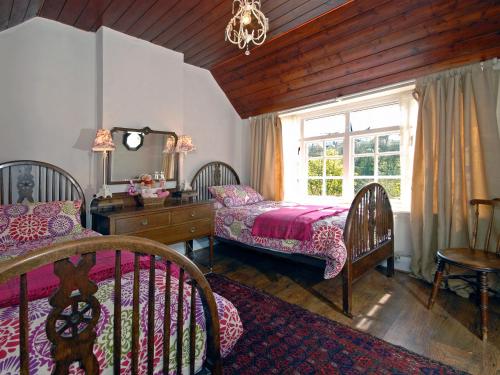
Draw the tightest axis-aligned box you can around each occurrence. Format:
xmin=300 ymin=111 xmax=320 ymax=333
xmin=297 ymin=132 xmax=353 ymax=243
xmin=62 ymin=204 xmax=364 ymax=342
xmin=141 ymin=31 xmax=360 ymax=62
xmin=92 ymin=129 xmax=115 ymax=198
xmin=175 ymin=135 xmax=195 ymax=191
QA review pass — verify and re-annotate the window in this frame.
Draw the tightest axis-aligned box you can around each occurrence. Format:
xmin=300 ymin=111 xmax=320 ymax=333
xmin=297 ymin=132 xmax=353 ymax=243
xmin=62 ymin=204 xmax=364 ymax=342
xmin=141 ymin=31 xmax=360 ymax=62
xmin=287 ymin=88 xmax=416 ymax=208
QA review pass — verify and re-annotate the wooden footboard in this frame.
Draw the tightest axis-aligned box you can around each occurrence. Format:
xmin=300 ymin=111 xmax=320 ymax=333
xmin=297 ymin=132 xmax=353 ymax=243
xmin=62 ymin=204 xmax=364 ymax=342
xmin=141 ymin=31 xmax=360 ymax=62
xmin=0 ymin=236 xmax=222 ymax=375
xmin=342 ymin=183 xmax=395 ymax=317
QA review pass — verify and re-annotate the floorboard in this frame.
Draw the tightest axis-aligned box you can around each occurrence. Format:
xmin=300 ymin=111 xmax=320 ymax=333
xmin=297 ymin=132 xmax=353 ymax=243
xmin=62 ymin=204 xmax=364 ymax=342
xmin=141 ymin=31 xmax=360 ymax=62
xmin=190 ymin=243 xmax=500 ymax=375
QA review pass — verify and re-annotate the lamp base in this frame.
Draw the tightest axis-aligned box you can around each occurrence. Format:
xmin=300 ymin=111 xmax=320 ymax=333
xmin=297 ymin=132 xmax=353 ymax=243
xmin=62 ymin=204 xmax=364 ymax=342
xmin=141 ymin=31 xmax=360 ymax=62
xmin=96 ymin=184 xmax=113 ymax=199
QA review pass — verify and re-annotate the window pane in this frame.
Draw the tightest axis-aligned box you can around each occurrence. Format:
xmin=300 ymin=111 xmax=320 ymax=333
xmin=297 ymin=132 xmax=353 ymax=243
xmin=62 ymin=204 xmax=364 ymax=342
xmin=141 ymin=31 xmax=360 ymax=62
xmin=304 ymin=115 xmax=345 ymax=138
xmin=379 ymin=179 xmax=401 ymax=198
xmin=350 ymin=104 xmax=401 ymax=132
xmin=325 ymin=140 xmax=343 ymax=156
xmin=354 ymin=137 xmax=375 ymax=154
xmin=354 ymin=179 xmax=374 ymax=194
xmin=308 ymin=160 xmax=323 ymax=177
xmin=307 ymin=142 xmax=323 ymax=157
xmin=354 ymin=157 xmax=374 ymax=176
xmin=378 ymin=134 xmax=400 ymax=152
xmin=308 ymin=179 xmax=322 ymax=196
xmin=326 ymin=159 xmax=343 ymax=176
xmin=378 ymin=155 xmax=400 ymax=176
xmin=326 ymin=180 xmax=342 ymax=196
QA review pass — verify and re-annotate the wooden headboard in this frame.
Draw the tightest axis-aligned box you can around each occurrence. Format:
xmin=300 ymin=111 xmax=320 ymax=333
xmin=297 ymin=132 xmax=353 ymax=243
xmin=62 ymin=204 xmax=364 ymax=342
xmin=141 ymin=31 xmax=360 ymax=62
xmin=191 ymin=161 xmax=240 ymax=201
xmin=0 ymin=160 xmax=87 ymax=226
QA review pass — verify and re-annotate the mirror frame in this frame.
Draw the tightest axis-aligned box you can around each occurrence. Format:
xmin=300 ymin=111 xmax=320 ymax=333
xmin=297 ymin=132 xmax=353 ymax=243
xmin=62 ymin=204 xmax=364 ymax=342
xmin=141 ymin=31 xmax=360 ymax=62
xmin=107 ymin=126 xmax=179 ymax=187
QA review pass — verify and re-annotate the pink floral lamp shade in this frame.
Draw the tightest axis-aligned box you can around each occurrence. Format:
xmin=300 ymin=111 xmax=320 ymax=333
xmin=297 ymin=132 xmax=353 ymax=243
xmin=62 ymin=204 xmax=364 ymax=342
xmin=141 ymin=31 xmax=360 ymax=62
xmin=176 ymin=135 xmax=195 ymax=153
xmin=92 ymin=129 xmax=115 ymax=152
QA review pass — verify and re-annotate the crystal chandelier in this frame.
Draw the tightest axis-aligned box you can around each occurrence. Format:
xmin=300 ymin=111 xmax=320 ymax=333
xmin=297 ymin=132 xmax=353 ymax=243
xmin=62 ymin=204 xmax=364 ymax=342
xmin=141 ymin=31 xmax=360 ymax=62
xmin=225 ymin=0 xmax=269 ymax=55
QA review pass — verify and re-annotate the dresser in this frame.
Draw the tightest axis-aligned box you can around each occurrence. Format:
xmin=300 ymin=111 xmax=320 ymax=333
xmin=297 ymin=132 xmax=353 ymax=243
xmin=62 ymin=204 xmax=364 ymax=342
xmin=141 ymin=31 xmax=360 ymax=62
xmin=91 ymin=194 xmax=215 ymax=269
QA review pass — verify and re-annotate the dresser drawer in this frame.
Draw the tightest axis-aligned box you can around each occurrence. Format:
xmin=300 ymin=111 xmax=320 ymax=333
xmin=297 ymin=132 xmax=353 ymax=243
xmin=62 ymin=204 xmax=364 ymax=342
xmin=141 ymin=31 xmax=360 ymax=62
xmin=171 ymin=205 xmax=212 ymax=225
xmin=114 ymin=212 xmax=171 ymax=234
xmin=132 ymin=219 xmax=211 ymax=244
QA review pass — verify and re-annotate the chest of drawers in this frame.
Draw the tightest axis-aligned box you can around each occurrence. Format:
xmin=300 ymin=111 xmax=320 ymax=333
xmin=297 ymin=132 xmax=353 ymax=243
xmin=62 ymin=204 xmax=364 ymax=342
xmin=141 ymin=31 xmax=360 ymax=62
xmin=91 ymin=195 xmax=214 ymax=268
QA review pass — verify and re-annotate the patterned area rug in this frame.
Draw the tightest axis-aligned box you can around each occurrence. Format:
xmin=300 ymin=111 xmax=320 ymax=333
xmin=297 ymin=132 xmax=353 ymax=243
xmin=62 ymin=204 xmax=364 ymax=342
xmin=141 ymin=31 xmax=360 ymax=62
xmin=206 ymin=273 xmax=468 ymax=375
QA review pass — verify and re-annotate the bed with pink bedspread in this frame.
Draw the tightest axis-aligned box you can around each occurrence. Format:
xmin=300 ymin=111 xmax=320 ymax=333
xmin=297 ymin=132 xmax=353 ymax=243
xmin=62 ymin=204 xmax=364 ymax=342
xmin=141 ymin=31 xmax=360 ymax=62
xmin=0 ymin=160 xmax=242 ymax=374
xmin=215 ymin=201 xmax=349 ymax=279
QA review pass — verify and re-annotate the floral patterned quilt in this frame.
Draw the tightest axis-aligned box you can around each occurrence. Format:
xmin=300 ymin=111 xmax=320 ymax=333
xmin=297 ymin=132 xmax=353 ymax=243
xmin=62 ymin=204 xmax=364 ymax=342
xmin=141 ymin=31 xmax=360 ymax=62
xmin=0 ymin=230 xmax=243 ymax=373
xmin=0 ymin=269 xmax=243 ymax=374
xmin=215 ymin=201 xmax=348 ymax=279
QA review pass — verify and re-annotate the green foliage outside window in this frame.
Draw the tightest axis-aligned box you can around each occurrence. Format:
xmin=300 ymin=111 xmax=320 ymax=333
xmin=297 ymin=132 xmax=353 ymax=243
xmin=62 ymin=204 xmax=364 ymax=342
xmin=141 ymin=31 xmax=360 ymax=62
xmin=378 ymin=155 xmax=400 ymax=176
xmin=326 ymin=180 xmax=342 ymax=196
xmin=379 ymin=179 xmax=401 ymax=198
xmin=354 ymin=157 xmax=374 ymax=176
xmin=326 ymin=159 xmax=343 ymax=176
xmin=308 ymin=179 xmax=322 ymax=195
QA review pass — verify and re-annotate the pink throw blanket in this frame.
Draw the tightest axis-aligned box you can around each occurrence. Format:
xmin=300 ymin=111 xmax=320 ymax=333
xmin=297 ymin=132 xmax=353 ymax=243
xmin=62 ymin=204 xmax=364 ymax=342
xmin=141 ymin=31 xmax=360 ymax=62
xmin=251 ymin=205 xmax=349 ymax=241
xmin=0 ymin=250 xmax=179 ymax=308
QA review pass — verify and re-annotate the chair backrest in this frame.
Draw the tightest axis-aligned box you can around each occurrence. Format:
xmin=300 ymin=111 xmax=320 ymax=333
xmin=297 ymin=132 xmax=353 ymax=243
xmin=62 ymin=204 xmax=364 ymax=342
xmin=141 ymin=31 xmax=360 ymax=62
xmin=470 ymin=199 xmax=500 ymax=254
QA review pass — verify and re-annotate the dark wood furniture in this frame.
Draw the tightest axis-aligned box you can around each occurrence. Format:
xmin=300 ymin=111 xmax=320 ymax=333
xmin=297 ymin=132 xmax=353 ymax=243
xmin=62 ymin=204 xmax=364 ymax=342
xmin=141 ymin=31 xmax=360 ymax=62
xmin=191 ymin=161 xmax=394 ymax=317
xmin=91 ymin=193 xmax=215 ymax=269
xmin=428 ymin=199 xmax=500 ymax=340
xmin=0 ymin=160 xmax=86 ymax=225
xmin=0 ymin=235 xmax=222 ymax=375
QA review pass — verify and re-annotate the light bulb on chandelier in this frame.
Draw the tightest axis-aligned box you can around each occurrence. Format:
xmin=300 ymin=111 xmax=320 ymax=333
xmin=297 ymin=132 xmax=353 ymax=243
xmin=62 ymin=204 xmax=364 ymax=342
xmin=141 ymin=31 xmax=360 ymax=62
xmin=225 ymin=0 xmax=269 ymax=56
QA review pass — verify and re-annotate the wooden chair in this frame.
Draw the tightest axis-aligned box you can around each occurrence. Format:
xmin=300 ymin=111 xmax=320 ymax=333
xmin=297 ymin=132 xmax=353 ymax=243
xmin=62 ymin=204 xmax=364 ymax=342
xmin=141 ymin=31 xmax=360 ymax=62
xmin=427 ymin=199 xmax=500 ymax=340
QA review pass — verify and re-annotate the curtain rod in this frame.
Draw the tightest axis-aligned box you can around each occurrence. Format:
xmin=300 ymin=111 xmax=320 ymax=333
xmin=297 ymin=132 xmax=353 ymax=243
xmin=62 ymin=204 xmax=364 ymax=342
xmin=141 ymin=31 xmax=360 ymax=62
xmin=277 ymin=80 xmax=415 ymax=117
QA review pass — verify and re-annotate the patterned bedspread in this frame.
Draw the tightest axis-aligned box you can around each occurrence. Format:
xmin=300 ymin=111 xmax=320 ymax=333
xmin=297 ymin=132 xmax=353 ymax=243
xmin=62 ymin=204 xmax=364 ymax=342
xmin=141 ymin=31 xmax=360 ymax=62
xmin=215 ymin=201 xmax=348 ymax=279
xmin=0 ymin=269 xmax=242 ymax=374
xmin=0 ymin=230 xmax=243 ymax=373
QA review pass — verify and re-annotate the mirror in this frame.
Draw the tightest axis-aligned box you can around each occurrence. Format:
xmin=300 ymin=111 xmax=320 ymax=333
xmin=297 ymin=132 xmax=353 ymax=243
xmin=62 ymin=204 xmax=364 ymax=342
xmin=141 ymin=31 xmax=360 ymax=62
xmin=107 ymin=127 xmax=178 ymax=188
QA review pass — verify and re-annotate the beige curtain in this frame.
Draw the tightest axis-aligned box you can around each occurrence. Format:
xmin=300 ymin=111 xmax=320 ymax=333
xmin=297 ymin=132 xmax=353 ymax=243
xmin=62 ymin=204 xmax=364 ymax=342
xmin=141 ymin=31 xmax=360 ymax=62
xmin=250 ymin=113 xmax=284 ymax=200
xmin=410 ymin=60 xmax=500 ymax=286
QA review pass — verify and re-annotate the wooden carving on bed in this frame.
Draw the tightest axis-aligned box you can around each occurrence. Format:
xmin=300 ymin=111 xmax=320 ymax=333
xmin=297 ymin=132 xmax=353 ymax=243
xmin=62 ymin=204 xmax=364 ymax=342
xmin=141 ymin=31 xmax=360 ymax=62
xmin=191 ymin=161 xmax=394 ymax=317
xmin=0 ymin=236 xmax=222 ymax=375
xmin=0 ymin=160 xmax=87 ymax=226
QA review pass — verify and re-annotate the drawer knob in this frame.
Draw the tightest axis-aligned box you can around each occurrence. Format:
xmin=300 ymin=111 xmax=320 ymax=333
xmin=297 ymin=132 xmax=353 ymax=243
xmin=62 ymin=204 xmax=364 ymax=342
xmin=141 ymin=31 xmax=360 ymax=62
xmin=190 ymin=211 xmax=196 ymax=217
xmin=190 ymin=227 xmax=197 ymax=233
xmin=141 ymin=219 xmax=149 ymax=226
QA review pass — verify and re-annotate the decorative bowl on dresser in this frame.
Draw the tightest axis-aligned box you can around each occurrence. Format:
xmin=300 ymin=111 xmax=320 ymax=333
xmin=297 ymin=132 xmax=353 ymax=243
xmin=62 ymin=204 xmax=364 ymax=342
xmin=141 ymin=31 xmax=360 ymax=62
xmin=91 ymin=193 xmax=215 ymax=269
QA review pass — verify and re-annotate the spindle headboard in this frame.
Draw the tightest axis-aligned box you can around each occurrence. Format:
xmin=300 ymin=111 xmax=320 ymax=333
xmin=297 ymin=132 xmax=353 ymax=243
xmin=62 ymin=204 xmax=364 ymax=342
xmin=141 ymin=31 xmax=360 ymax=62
xmin=191 ymin=162 xmax=240 ymax=201
xmin=0 ymin=160 xmax=86 ymax=227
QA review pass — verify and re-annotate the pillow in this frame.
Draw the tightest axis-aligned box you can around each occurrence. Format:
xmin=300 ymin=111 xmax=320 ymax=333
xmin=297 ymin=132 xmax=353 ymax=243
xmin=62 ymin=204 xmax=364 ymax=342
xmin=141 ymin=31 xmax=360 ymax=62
xmin=208 ymin=185 xmax=264 ymax=208
xmin=0 ymin=200 xmax=84 ymax=243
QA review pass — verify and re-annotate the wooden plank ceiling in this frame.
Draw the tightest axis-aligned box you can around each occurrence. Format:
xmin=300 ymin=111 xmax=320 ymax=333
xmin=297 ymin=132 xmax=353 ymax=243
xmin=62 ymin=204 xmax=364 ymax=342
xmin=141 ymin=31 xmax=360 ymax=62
xmin=1 ymin=0 xmax=500 ymax=118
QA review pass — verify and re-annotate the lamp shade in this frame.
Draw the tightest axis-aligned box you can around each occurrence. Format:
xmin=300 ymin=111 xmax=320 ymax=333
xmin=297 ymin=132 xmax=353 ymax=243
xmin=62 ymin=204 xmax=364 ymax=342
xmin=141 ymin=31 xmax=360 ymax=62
xmin=92 ymin=129 xmax=115 ymax=152
xmin=162 ymin=136 xmax=177 ymax=154
xmin=176 ymin=135 xmax=195 ymax=153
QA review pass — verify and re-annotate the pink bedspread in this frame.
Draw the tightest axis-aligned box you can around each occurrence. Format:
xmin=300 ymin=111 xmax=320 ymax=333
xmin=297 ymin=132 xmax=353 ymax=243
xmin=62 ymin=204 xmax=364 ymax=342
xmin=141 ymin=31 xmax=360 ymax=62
xmin=215 ymin=201 xmax=349 ymax=279
xmin=252 ymin=205 xmax=349 ymax=241
xmin=0 ymin=229 xmax=176 ymax=307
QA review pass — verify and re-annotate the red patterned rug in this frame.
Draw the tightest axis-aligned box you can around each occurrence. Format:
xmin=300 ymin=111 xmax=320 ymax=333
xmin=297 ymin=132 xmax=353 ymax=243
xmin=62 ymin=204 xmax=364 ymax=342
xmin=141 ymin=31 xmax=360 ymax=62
xmin=206 ymin=273 xmax=468 ymax=375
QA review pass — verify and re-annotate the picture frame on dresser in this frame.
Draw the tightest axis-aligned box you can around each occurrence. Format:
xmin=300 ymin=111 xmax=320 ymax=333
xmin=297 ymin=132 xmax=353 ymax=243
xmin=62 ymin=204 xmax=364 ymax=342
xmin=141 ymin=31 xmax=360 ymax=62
xmin=91 ymin=193 xmax=215 ymax=269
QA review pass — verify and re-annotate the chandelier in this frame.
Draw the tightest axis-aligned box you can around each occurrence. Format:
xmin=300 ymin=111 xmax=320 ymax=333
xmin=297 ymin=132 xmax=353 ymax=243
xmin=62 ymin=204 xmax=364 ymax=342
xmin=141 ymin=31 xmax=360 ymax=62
xmin=225 ymin=0 xmax=269 ymax=55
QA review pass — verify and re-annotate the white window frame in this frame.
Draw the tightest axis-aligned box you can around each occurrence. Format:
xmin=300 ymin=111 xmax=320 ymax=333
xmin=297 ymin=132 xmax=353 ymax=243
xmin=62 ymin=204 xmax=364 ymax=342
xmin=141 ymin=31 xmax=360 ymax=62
xmin=298 ymin=89 xmax=415 ymax=208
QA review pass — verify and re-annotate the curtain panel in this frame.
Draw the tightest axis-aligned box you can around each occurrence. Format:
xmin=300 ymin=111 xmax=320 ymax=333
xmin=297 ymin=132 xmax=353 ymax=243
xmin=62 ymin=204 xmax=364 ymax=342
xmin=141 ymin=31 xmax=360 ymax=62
xmin=250 ymin=113 xmax=284 ymax=201
xmin=410 ymin=59 xmax=500 ymax=286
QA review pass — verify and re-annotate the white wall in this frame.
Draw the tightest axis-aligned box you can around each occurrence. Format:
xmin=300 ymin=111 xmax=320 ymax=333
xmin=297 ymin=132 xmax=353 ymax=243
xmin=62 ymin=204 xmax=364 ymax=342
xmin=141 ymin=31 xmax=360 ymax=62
xmin=0 ymin=19 xmax=250 ymax=202
xmin=0 ymin=18 xmax=98 ymax=203
xmin=183 ymin=64 xmax=250 ymax=184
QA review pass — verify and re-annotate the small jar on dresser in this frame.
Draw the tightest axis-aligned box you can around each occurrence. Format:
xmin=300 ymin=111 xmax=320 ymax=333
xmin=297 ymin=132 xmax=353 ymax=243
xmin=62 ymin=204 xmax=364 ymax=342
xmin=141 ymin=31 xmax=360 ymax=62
xmin=90 ymin=193 xmax=215 ymax=269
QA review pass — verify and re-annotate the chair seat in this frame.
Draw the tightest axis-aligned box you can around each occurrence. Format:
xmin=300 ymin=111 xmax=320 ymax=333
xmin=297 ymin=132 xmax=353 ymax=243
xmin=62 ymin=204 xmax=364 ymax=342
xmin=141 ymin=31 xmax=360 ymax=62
xmin=438 ymin=248 xmax=500 ymax=272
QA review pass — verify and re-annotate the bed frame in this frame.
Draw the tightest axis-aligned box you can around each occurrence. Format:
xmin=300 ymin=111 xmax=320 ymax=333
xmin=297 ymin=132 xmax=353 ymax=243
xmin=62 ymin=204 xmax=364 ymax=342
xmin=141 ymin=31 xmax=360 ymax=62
xmin=191 ymin=161 xmax=395 ymax=317
xmin=0 ymin=160 xmax=222 ymax=374
xmin=0 ymin=160 xmax=87 ymax=226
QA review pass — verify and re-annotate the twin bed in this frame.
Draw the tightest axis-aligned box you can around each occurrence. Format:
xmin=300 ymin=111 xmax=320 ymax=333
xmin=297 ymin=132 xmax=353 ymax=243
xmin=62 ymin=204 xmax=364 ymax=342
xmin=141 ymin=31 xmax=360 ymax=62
xmin=0 ymin=159 xmax=394 ymax=373
xmin=191 ymin=161 xmax=395 ymax=317
xmin=0 ymin=160 xmax=241 ymax=374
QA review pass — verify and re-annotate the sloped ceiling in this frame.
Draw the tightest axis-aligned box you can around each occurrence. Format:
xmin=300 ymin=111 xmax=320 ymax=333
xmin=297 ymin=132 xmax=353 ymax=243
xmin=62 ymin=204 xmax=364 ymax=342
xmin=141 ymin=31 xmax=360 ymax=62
xmin=2 ymin=0 xmax=500 ymax=118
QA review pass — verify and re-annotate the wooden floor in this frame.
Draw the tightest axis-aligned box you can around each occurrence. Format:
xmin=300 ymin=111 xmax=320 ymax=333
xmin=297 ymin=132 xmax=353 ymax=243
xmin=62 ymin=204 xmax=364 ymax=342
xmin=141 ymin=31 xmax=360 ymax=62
xmin=192 ymin=243 xmax=500 ymax=375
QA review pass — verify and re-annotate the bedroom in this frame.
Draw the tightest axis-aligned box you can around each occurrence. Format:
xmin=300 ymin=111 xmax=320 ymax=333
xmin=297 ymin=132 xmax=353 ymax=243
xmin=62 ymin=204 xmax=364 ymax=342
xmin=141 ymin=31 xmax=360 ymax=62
xmin=0 ymin=0 xmax=499 ymax=374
